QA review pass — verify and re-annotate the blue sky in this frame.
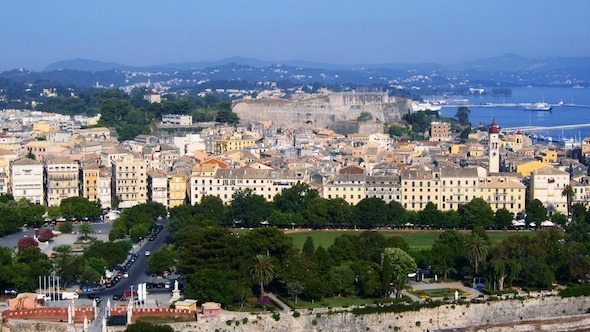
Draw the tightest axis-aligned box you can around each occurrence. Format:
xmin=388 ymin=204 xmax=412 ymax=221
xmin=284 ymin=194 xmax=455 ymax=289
xmin=0 ymin=0 xmax=588 ymax=71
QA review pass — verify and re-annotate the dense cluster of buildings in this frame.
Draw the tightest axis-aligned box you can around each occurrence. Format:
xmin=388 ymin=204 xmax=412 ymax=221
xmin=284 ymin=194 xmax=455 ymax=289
xmin=0 ymin=106 xmax=588 ymax=220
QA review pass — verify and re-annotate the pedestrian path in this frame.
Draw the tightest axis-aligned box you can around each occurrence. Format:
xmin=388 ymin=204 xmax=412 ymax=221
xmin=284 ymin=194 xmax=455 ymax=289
xmin=265 ymin=293 xmax=292 ymax=313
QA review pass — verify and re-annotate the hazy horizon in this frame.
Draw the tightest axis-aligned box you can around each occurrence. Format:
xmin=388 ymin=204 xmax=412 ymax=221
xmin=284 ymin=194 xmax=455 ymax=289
xmin=1 ymin=0 xmax=589 ymax=71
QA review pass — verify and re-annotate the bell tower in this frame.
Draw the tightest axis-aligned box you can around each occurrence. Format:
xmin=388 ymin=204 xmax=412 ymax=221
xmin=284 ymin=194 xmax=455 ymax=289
xmin=489 ymin=121 xmax=500 ymax=173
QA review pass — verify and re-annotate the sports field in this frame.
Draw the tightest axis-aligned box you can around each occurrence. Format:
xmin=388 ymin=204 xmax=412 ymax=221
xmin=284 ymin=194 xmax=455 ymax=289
xmin=288 ymin=230 xmax=536 ymax=251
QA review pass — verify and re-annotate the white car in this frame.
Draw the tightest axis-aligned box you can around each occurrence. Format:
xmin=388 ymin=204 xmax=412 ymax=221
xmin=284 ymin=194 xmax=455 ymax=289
xmin=145 ymin=250 xmax=150 ymax=256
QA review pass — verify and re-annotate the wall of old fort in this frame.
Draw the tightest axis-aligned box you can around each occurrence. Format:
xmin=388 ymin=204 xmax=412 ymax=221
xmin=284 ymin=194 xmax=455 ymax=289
xmin=166 ymin=296 xmax=590 ymax=332
xmin=232 ymin=94 xmax=412 ymax=130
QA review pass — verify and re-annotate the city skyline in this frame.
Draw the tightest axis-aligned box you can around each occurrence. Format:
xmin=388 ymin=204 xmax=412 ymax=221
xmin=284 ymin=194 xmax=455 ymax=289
xmin=0 ymin=0 xmax=589 ymax=71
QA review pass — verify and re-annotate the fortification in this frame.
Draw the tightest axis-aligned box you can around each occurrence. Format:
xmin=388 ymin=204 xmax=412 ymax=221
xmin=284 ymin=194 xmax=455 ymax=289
xmin=232 ymin=92 xmax=411 ymax=130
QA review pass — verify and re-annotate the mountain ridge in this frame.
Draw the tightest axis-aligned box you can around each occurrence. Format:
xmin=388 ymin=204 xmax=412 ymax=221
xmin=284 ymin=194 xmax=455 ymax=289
xmin=41 ymin=54 xmax=590 ymax=73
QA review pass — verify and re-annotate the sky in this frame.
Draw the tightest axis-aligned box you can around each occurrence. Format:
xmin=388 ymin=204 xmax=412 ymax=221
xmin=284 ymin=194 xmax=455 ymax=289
xmin=0 ymin=0 xmax=589 ymax=71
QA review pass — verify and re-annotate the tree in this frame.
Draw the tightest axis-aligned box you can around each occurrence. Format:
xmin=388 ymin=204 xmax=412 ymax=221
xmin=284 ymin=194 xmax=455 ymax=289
xmin=196 ymin=195 xmax=226 ymax=224
xmin=274 ymin=183 xmax=319 ymax=213
xmin=357 ymin=111 xmax=372 ymax=122
xmin=58 ymin=221 xmax=73 ymax=234
xmin=147 ymin=245 xmax=175 ymax=275
xmin=250 ymin=255 xmax=275 ymax=297
xmin=494 ymin=208 xmax=514 ymax=228
xmin=571 ymin=203 xmax=587 ymax=222
xmin=456 ymin=106 xmax=471 ymax=126
xmin=216 ymin=109 xmax=239 ymax=124
xmin=37 ymin=229 xmax=54 ymax=242
xmin=302 ymin=198 xmax=330 ymax=228
xmin=17 ymin=237 xmax=38 ymax=250
xmin=465 ymin=233 xmax=488 ymax=274
xmin=326 ymin=265 xmax=355 ymax=297
xmin=184 ymin=268 xmax=235 ymax=306
xmin=431 ymin=231 xmax=467 ymax=279
xmin=60 ymin=197 xmax=102 ymax=220
xmin=387 ymin=201 xmax=407 ymax=226
xmin=460 ymin=198 xmax=494 ymax=228
xmin=77 ymin=223 xmax=95 ymax=241
xmin=526 ymin=199 xmax=547 ymax=228
xmin=381 ymin=253 xmax=392 ymax=296
xmin=302 ymin=236 xmax=316 ymax=260
xmin=383 ymin=247 xmax=417 ymax=298
xmin=562 ymin=185 xmax=575 ymax=216
xmin=355 ymin=198 xmax=388 ymax=229
xmin=229 ymin=189 xmax=272 ymax=227
xmin=286 ymin=280 xmax=305 ymax=303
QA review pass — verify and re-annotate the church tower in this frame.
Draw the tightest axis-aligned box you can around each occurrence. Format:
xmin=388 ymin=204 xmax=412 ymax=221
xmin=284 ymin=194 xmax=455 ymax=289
xmin=489 ymin=121 xmax=500 ymax=173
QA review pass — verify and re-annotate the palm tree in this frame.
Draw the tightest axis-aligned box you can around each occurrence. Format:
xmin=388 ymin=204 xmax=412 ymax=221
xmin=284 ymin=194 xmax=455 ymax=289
xmin=78 ymin=223 xmax=95 ymax=241
xmin=465 ymin=234 xmax=488 ymax=275
xmin=249 ymin=254 xmax=275 ymax=298
xmin=562 ymin=184 xmax=575 ymax=217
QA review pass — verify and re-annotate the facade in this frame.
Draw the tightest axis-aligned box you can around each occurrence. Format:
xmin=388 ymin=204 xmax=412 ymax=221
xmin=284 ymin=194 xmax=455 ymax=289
xmin=11 ymin=157 xmax=44 ymax=205
xmin=191 ymin=167 xmax=304 ymax=204
xmin=81 ymin=163 xmax=100 ymax=204
xmin=323 ymin=174 xmax=366 ymax=205
xmin=213 ymin=137 xmax=256 ymax=154
xmin=365 ymin=175 xmax=401 ymax=203
xmin=168 ymin=173 xmax=189 ymax=208
xmin=147 ymin=170 xmax=168 ymax=208
xmin=111 ymin=155 xmax=148 ymax=208
xmin=98 ymin=167 xmax=112 ymax=209
xmin=400 ymin=167 xmax=441 ymax=211
xmin=45 ymin=156 xmax=80 ymax=206
xmin=529 ymin=166 xmax=570 ymax=214
xmin=161 ymin=114 xmax=192 ymax=126
xmin=440 ymin=168 xmax=482 ymax=211
xmin=477 ymin=175 xmax=526 ymax=215
xmin=429 ymin=122 xmax=452 ymax=142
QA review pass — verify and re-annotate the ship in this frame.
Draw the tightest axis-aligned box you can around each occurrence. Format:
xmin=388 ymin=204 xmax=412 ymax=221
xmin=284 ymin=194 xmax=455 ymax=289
xmin=411 ymin=102 xmax=442 ymax=112
xmin=524 ymin=102 xmax=552 ymax=111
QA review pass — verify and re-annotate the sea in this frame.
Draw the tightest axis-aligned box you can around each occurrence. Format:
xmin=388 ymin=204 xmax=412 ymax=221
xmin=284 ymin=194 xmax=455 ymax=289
xmin=437 ymin=87 xmax=590 ymax=143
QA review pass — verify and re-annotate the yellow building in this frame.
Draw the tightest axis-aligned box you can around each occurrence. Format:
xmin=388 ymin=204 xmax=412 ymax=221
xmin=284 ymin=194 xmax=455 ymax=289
xmin=111 ymin=154 xmax=148 ymax=208
xmin=81 ymin=163 xmax=100 ymax=204
xmin=400 ymin=167 xmax=441 ymax=211
xmin=537 ymin=149 xmax=558 ymax=164
xmin=429 ymin=122 xmax=452 ymax=142
xmin=45 ymin=156 xmax=80 ymax=206
xmin=440 ymin=168 xmax=483 ymax=211
xmin=515 ymin=160 xmax=551 ymax=177
xmin=477 ymin=175 xmax=526 ymax=215
xmin=213 ymin=137 xmax=256 ymax=154
xmin=168 ymin=173 xmax=189 ymax=208
xmin=323 ymin=174 xmax=366 ymax=205
xmin=0 ymin=148 xmax=18 ymax=187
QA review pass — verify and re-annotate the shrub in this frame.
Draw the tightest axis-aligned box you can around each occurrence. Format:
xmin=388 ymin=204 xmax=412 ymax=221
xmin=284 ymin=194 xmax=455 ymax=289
xmin=225 ymin=320 xmax=232 ymax=326
xmin=17 ymin=237 xmax=38 ymax=250
xmin=272 ymin=312 xmax=280 ymax=321
xmin=560 ymin=283 xmax=590 ymax=298
xmin=293 ymin=311 xmax=301 ymax=318
xmin=242 ymin=318 xmax=248 ymax=324
xmin=58 ymin=221 xmax=73 ymax=234
xmin=312 ymin=319 xmax=318 ymax=326
xmin=37 ymin=228 xmax=54 ymax=242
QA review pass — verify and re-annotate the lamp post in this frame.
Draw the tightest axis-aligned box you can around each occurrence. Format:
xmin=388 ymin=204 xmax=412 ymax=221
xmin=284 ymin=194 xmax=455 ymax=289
xmin=130 ymin=285 xmax=134 ymax=308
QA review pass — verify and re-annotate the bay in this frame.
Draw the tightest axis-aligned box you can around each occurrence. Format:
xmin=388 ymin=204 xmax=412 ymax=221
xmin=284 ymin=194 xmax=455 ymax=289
xmin=438 ymin=87 xmax=590 ymax=142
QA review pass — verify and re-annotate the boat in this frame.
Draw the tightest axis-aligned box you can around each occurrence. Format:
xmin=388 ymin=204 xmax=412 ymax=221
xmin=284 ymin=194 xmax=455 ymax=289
xmin=411 ymin=102 xmax=442 ymax=112
xmin=524 ymin=102 xmax=552 ymax=111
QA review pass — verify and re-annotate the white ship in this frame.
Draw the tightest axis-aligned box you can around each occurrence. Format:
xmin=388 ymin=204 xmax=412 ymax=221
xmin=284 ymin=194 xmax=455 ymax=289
xmin=412 ymin=102 xmax=442 ymax=112
xmin=524 ymin=102 xmax=552 ymax=111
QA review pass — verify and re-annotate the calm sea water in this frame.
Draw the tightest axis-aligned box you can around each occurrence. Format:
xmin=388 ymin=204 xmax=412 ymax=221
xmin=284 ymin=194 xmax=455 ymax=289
xmin=438 ymin=87 xmax=590 ymax=141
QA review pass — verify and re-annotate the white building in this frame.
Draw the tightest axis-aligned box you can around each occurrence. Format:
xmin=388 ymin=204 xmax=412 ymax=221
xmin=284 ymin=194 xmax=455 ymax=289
xmin=529 ymin=166 xmax=570 ymax=214
xmin=11 ymin=157 xmax=44 ymax=204
xmin=161 ymin=114 xmax=193 ymax=126
xmin=147 ymin=170 xmax=168 ymax=208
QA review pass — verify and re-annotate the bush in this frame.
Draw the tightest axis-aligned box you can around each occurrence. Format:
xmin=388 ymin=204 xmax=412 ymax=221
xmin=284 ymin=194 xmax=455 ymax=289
xmin=272 ymin=312 xmax=280 ymax=321
xmin=17 ymin=237 xmax=38 ymax=250
xmin=560 ymin=283 xmax=590 ymax=298
xmin=58 ymin=221 xmax=73 ymax=234
xmin=37 ymin=228 xmax=55 ymax=242
xmin=292 ymin=311 xmax=301 ymax=318
xmin=351 ymin=301 xmax=443 ymax=316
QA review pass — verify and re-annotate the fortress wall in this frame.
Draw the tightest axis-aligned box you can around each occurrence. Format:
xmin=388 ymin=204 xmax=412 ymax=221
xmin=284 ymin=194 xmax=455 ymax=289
xmin=167 ymin=296 xmax=590 ymax=332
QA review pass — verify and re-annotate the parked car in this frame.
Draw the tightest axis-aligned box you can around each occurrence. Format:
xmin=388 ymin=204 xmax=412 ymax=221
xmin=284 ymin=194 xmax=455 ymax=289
xmin=145 ymin=250 xmax=150 ymax=256
xmin=122 ymin=290 xmax=137 ymax=298
xmin=112 ymin=295 xmax=126 ymax=301
xmin=4 ymin=289 xmax=17 ymax=295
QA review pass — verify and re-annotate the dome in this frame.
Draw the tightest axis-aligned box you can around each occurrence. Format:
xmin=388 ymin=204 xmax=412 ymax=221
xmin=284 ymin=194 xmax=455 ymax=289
xmin=489 ymin=121 xmax=499 ymax=134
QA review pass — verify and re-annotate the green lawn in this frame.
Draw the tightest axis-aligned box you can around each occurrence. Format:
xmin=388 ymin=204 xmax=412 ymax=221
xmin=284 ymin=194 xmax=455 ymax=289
xmin=289 ymin=230 xmax=536 ymax=251
xmin=282 ymin=295 xmax=395 ymax=309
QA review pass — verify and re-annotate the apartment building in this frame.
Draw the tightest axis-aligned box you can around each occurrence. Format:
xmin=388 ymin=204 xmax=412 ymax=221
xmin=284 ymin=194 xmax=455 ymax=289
xmin=400 ymin=167 xmax=441 ymax=211
xmin=191 ymin=167 xmax=303 ymax=204
xmin=439 ymin=168 xmax=484 ymax=211
xmin=365 ymin=175 xmax=401 ymax=203
xmin=147 ymin=170 xmax=168 ymax=208
xmin=45 ymin=156 xmax=80 ymax=206
xmin=323 ymin=174 xmax=366 ymax=205
xmin=161 ymin=114 xmax=192 ymax=126
xmin=478 ymin=175 xmax=526 ymax=215
xmin=213 ymin=137 xmax=256 ymax=154
xmin=0 ymin=173 xmax=7 ymax=195
xmin=429 ymin=122 xmax=452 ymax=142
xmin=111 ymin=154 xmax=148 ymax=208
xmin=11 ymin=157 xmax=44 ymax=205
xmin=81 ymin=163 xmax=100 ymax=204
xmin=98 ymin=167 xmax=112 ymax=209
xmin=168 ymin=173 xmax=189 ymax=208
xmin=529 ymin=166 xmax=570 ymax=214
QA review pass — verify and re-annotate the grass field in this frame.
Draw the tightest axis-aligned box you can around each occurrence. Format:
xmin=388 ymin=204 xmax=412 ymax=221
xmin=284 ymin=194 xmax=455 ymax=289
xmin=288 ymin=230 xmax=536 ymax=251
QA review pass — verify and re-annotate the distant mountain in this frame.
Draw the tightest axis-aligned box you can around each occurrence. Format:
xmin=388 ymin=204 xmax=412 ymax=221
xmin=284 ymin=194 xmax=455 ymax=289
xmin=43 ymin=54 xmax=590 ymax=74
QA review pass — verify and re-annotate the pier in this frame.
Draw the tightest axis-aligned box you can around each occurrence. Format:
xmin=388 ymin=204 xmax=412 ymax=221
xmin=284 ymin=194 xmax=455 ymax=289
xmin=503 ymin=123 xmax=590 ymax=133
xmin=443 ymin=103 xmax=590 ymax=108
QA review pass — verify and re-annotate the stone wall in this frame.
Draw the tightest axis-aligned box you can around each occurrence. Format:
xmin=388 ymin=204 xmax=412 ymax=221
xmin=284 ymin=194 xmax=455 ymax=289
xmin=168 ymin=296 xmax=590 ymax=332
xmin=232 ymin=94 xmax=411 ymax=129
